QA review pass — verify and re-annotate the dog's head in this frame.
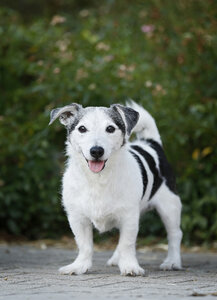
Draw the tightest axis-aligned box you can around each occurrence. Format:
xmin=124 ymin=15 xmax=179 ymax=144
xmin=49 ymin=103 xmax=139 ymax=173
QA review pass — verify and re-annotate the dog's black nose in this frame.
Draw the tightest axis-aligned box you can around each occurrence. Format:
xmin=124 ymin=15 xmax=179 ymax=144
xmin=90 ymin=146 xmax=104 ymax=159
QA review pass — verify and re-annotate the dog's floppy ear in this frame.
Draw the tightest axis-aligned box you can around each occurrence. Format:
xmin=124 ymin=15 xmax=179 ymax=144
xmin=49 ymin=103 xmax=82 ymax=126
xmin=111 ymin=104 xmax=139 ymax=135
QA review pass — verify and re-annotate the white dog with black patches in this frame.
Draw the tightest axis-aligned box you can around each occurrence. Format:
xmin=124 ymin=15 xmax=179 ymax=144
xmin=49 ymin=101 xmax=182 ymax=276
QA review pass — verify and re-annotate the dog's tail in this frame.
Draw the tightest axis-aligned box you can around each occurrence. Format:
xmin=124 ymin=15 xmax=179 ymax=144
xmin=126 ymin=100 xmax=162 ymax=145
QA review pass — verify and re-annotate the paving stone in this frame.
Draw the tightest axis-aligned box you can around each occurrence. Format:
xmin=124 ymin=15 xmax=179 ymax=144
xmin=0 ymin=245 xmax=217 ymax=300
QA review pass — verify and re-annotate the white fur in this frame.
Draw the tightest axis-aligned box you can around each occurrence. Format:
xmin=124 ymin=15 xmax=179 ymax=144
xmin=55 ymin=102 xmax=182 ymax=276
xmin=127 ymin=100 xmax=162 ymax=145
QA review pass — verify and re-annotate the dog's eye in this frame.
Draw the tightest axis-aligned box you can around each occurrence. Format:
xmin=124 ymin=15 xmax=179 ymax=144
xmin=106 ymin=125 xmax=115 ymax=133
xmin=78 ymin=126 xmax=87 ymax=133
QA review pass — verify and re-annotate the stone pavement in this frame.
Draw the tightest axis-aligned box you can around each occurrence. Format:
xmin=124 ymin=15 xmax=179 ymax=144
xmin=0 ymin=245 xmax=217 ymax=300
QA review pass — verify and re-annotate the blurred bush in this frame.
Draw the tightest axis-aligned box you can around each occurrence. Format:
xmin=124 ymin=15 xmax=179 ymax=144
xmin=0 ymin=0 xmax=216 ymax=244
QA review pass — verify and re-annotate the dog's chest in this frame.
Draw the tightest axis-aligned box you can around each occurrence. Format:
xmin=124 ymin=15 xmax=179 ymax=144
xmin=91 ymin=215 xmax=116 ymax=233
xmin=82 ymin=185 xmax=118 ymax=232
xmin=63 ymin=166 xmax=125 ymax=232
xmin=86 ymin=196 xmax=117 ymax=233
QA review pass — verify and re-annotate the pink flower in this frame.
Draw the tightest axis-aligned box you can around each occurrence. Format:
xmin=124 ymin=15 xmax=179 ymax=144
xmin=141 ymin=24 xmax=155 ymax=33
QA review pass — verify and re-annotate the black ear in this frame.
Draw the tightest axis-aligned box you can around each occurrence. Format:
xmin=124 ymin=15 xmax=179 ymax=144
xmin=49 ymin=103 xmax=82 ymax=127
xmin=111 ymin=104 xmax=139 ymax=135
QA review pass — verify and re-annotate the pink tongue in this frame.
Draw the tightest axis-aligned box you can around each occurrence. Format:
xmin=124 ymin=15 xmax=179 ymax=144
xmin=88 ymin=160 xmax=105 ymax=173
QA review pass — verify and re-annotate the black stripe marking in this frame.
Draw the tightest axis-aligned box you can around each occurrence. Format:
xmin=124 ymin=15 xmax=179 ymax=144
xmin=129 ymin=150 xmax=148 ymax=199
xmin=108 ymin=106 xmax=126 ymax=135
xmin=107 ymin=106 xmax=126 ymax=146
xmin=68 ymin=118 xmax=80 ymax=134
xmin=146 ymin=139 xmax=178 ymax=194
xmin=131 ymin=145 xmax=163 ymax=199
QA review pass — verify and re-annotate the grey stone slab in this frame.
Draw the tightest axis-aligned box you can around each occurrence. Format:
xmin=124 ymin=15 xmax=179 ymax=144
xmin=0 ymin=245 xmax=217 ymax=300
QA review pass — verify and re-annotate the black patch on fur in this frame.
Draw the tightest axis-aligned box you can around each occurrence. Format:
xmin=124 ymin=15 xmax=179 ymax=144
xmin=107 ymin=106 xmax=126 ymax=146
xmin=108 ymin=106 xmax=126 ymax=135
xmin=118 ymin=106 xmax=139 ymax=135
xmin=129 ymin=150 xmax=148 ymax=199
xmin=67 ymin=117 xmax=80 ymax=134
xmin=67 ymin=107 xmax=84 ymax=134
xmin=146 ymin=139 xmax=178 ymax=194
xmin=131 ymin=145 xmax=163 ymax=199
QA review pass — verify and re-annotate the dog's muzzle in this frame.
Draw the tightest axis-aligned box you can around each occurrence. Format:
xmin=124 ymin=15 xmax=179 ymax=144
xmin=88 ymin=146 xmax=106 ymax=173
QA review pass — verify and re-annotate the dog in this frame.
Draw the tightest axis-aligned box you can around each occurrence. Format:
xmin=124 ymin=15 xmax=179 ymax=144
xmin=49 ymin=100 xmax=182 ymax=276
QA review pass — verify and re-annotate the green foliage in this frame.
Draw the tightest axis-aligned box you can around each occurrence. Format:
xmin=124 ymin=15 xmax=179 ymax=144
xmin=0 ymin=1 xmax=216 ymax=243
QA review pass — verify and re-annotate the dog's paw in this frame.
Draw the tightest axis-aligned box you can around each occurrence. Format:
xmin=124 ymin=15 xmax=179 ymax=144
xmin=160 ymin=260 xmax=182 ymax=271
xmin=59 ymin=260 xmax=92 ymax=275
xmin=106 ymin=254 xmax=119 ymax=267
xmin=107 ymin=257 xmax=118 ymax=267
xmin=119 ymin=263 xmax=145 ymax=276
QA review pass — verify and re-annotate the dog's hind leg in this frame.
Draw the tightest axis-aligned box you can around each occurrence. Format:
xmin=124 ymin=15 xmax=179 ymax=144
xmin=107 ymin=248 xmax=119 ymax=266
xmin=59 ymin=215 xmax=93 ymax=275
xmin=150 ymin=185 xmax=182 ymax=270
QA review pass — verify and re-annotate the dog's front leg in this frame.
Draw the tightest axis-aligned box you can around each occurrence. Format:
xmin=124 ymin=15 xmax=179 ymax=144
xmin=59 ymin=215 xmax=93 ymax=275
xmin=117 ymin=212 xmax=145 ymax=276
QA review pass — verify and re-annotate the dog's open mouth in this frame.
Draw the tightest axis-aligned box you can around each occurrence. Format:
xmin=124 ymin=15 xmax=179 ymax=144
xmin=88 ymin=160 xmax=106 ymax=173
